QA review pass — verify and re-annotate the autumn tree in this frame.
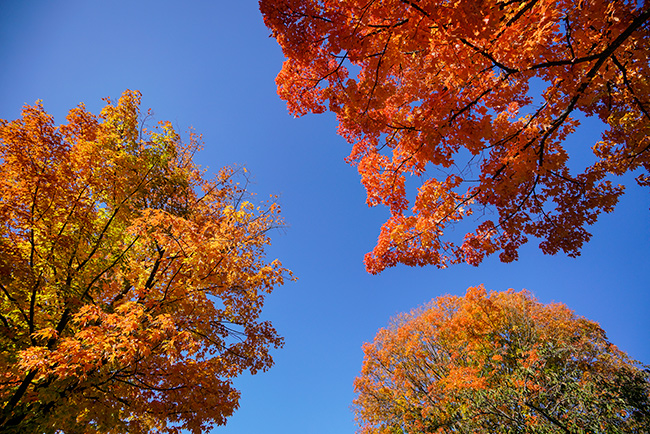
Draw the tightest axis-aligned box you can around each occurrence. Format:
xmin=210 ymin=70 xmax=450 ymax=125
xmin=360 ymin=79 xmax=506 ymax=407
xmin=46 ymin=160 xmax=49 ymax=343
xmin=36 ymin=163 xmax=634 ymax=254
xmin=260 ymin=0 xmax=650 ymax=273
xmin=0 ymin=90 xmax=290 ymax=434
xmin=354 ymin=286 xmax=650 ymax=433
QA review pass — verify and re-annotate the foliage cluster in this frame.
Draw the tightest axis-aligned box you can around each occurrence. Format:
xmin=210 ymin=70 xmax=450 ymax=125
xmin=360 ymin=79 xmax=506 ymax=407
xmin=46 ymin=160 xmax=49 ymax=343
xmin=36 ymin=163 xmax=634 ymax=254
xmin=260 ymin=0 xmax=650 ymax=272
xmin=354 ymin=287 xmax=650 ymax=433
xmin=0 ymin=91 xmax=288 ymax=434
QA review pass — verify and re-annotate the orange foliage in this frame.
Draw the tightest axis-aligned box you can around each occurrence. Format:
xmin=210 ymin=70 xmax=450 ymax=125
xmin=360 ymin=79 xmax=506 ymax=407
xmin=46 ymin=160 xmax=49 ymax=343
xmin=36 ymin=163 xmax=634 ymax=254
xmin=260 ymin=0 xmax=650 ymax=272
xmin=0 ymin=91 xmax=290 ymax=434
xmin=353 ymin=286 xmax=650 ymax=433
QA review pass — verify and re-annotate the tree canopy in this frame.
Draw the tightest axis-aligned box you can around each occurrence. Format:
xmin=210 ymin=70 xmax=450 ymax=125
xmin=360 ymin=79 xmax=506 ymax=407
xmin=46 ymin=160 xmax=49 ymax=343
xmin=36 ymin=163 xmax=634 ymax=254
xmin=0 ymin=90 xmax=289 ymax=434
xmin=260 ymin=0 xmax=650 ymax=273
xmin=354 ymin=286 xmax=650 ymax=433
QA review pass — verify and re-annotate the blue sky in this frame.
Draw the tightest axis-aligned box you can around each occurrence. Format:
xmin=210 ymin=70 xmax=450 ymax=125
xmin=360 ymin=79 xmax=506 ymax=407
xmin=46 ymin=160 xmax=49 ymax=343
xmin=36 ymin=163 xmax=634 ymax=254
xmin=1 ymin=2 xmax=648 ymax=433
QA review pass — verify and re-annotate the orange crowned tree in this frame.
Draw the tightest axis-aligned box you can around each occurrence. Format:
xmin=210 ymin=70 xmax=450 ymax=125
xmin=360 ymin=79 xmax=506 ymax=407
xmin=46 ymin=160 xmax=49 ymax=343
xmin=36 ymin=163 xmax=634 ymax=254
xmin=354 ymin=286 xmax=650 ymax=433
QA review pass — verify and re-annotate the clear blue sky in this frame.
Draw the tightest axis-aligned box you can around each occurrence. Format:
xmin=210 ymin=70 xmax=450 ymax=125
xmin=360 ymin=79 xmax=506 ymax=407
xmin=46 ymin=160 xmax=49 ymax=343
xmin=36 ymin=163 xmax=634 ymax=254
xmin=1 ymin=2 xmax=648 ymax=433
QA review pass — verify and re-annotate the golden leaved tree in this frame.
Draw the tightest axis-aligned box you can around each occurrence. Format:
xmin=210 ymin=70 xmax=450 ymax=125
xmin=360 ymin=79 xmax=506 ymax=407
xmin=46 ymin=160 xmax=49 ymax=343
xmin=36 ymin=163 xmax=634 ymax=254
xmin=0 ymin=90 xmax=289 ymax=434
xmin=260 ymin=0 xmax=650 ymax=273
